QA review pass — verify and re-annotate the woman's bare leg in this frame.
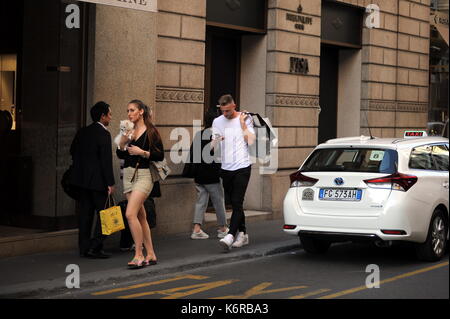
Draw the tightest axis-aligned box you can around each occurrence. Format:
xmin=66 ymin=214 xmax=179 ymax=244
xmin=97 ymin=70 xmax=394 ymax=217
xmin=137 ymin=204 xmax=157 ymax=261
xmin=125 ymin=191 xmax=148 ymax=261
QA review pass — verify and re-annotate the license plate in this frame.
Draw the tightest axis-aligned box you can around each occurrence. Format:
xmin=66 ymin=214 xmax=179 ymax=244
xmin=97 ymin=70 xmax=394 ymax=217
xmin=319 ymin=188 xmax=362 ymax=201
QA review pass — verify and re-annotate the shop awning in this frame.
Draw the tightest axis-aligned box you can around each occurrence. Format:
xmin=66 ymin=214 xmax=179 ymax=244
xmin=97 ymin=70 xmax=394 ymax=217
xmin=431 ymin=12 xmax=449 ymax=46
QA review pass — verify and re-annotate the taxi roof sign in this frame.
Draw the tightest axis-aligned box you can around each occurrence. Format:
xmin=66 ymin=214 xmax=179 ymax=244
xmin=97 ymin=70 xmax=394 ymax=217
xmin=404 ymin=130 xmax=428 ymax=138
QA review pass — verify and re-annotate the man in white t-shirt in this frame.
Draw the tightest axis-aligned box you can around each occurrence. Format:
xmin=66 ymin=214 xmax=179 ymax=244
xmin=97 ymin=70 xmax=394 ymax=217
xmin=212 ymin=94 xmax=256 ymax=250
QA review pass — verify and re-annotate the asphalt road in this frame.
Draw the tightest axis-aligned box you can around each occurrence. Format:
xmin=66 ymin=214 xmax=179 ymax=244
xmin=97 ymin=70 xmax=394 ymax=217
xmin=52 ymin=241 xmax=449 ymax=300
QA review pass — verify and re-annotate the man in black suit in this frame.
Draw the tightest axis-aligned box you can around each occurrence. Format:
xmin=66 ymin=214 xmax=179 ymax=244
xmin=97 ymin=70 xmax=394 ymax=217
xmin=70 ymin=101 xmax=115 ymax=258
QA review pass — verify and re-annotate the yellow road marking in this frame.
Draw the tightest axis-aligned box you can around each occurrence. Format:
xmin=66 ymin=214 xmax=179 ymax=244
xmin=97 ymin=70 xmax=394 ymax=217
xmin=91 ymin=274 xmax=209 ymax=296
xmin=290 ymin=289 xmax=331 ymax=299
xmin=211 ymin=282 xmax=308 ymax=299
xmin=118 ymin=279 xmax=237 ymax=299
xmin=319 ymin=261 xmax=449 ymax=299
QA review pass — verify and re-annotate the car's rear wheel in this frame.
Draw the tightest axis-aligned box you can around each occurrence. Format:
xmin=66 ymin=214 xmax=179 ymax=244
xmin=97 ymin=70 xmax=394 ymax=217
xmin=299 ymin=235 xmax=331 ymax=254
xmin=415 ymin=209 xmax=448 ymax=262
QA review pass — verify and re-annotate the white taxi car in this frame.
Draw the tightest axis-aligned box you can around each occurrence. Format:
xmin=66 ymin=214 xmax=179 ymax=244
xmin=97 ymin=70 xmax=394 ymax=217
xmin=283 ymin=135 xmax=449 ymax=261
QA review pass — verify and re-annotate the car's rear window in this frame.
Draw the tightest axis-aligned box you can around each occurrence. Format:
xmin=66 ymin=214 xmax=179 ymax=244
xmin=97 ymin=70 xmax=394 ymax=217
xmin=301 ymin=148 xmax=398 ymax=173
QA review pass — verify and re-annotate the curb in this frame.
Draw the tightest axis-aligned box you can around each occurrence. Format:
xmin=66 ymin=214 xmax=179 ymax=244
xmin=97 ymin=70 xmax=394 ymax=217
xmin=0 ymin=240 xmax=301 ymax=299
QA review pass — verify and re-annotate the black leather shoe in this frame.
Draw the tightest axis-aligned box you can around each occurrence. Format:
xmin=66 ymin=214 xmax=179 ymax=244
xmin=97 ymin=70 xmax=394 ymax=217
xmin=84 ymin=250 xmax=111 ymax=259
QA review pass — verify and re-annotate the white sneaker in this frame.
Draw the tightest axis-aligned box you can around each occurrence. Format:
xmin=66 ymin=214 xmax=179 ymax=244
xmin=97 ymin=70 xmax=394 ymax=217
xmin=219 ymin=234 xmax=234 ymax=251
xmin=232 ymin=232 xmax=249 ymax=248
xmin=191 ymin=230 xmax=209 ymax=240
xmin=217 ymin=227 xmax=229 ymax=239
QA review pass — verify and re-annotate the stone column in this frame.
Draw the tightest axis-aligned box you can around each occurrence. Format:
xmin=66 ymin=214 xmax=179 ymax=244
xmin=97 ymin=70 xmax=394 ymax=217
xmin=265 ymin=0 xmax=321 ymax=217
xmin=153 ymin=0 xmax=206 ymax=234
xmin=358 ymin=0 xmax=430 ymax=137
xmin=93 ymin=4 xmax=158 ymax=194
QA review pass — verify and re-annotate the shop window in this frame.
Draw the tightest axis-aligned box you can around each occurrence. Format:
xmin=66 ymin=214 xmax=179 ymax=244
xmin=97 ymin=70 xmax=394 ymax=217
xmin=0 ymin=54 xmax=17 ymax=131
xmin=429 ymin=5 xmax=449 ymax=125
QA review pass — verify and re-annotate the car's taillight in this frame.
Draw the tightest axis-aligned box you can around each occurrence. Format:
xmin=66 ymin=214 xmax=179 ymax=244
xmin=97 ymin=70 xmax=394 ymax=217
xmin=289 ymin=171 xmax=318 ymax=188
xmin=364 ymin=173 xmax=417 ymax=192
xmin=381 ymin=229 xmax=407 ymax=235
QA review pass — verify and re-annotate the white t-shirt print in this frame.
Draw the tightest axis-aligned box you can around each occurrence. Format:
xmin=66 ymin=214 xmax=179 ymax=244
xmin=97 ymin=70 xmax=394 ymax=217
xmin=212 ymin=113 xmax=255 ymax=171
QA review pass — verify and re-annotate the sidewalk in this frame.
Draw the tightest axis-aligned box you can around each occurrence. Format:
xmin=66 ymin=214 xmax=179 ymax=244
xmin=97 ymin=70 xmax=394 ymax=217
xmin=0 ymin=219 xmax=300 ymax=299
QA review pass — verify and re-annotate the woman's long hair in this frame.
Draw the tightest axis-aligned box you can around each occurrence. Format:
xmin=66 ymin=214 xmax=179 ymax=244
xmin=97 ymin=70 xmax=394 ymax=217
xmin=129 ymin=99 xmax=162 ymax=153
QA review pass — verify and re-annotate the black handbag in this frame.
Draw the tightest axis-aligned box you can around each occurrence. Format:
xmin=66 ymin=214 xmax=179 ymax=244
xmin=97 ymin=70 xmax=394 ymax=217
xmin=61 ymin=165 xmax=81 ymax=200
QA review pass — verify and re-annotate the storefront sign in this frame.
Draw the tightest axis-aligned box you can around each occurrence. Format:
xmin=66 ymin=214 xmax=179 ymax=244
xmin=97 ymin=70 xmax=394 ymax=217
xmin=290 ymin=57 xmax=309 ymax=75
xmin=78 ymin=0 xmax=157 ymax=13
xmin=286 ymin=5 xmax=313 ymax=31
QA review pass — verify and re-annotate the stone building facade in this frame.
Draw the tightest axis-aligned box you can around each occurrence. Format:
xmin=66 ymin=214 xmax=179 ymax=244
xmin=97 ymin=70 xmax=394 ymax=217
xmin=0 ymin=0 xmax=434 ymax=241
xmin=137 ymin=0 xmax=430 ymax=234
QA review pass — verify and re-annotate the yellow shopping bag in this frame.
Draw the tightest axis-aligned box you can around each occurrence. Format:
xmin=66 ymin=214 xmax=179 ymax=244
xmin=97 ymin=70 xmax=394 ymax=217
xmin=99 ymin=196 xmax=125 ymax=235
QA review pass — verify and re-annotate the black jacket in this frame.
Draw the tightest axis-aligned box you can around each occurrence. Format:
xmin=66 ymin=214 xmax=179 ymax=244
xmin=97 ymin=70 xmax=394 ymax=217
xmin=191 ymin=129 xmax=221 ymax=185
xmin=70 ymin=122 xmax=115 ymax=192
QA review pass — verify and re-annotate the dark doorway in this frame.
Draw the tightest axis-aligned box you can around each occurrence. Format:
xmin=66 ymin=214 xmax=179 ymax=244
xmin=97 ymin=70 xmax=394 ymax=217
xmin=0 ymin=0 xmax=91 ymax=231
xmin=319 ymin=0 xmax=364 ymax=144
xmin=204 ymin=27 xmax=242 ymax=211
xmin=205 ymin=27 xmax=241 ymax=114
xmin=319 ymin=45 xmax=339 ymax=144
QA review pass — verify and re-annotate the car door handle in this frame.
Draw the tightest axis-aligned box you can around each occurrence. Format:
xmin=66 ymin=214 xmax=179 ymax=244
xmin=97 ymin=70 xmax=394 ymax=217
xmin=444 ymin=181 xmax=449 ymax=189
